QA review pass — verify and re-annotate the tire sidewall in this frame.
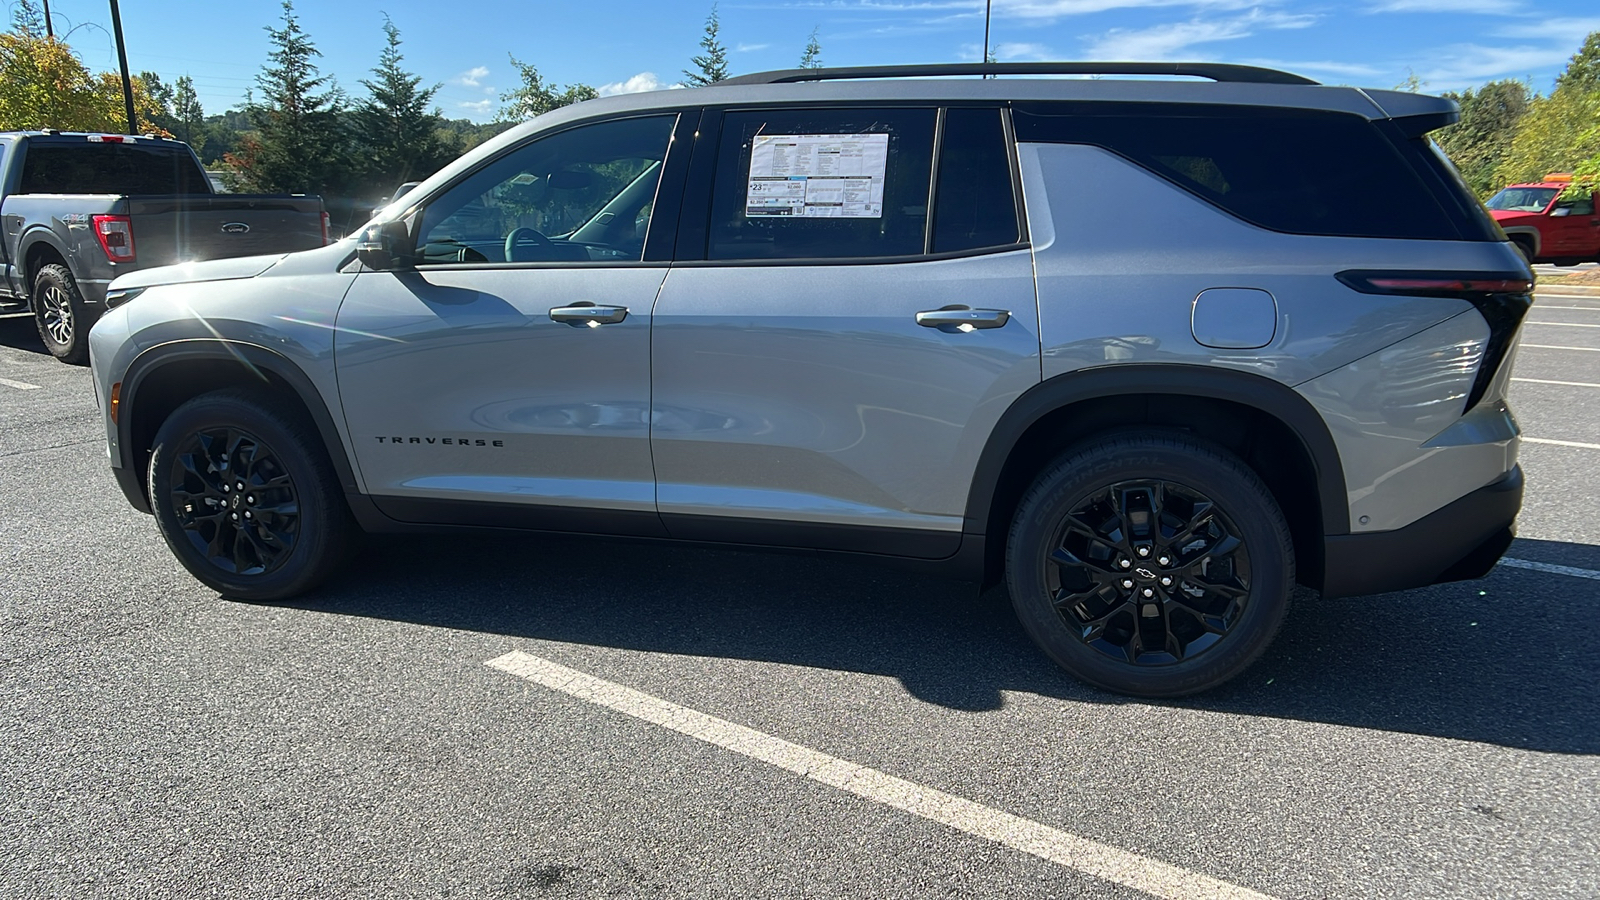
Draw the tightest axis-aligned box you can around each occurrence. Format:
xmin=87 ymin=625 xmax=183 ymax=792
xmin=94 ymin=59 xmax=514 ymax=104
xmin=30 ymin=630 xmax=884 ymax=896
xmin=148 ymin=391 xmax=344 ymax=600
xmin=33 ymin=264 xmax=92 ymax=365
xmin=1006 ymin=436 xmax=1293 ymax=697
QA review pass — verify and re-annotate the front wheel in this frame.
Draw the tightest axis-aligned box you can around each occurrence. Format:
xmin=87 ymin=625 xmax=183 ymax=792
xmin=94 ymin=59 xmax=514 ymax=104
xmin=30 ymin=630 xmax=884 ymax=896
xmin=1006 ymin=432 xmax=1294 ymax=697
xmin=148 ymin=389 xmax=354 ymax=600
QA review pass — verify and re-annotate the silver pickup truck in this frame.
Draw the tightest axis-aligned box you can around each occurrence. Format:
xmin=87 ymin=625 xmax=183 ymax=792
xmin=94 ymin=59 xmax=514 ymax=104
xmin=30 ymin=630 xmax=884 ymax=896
xmin=0 ymin=131 xmax=328 ymax=363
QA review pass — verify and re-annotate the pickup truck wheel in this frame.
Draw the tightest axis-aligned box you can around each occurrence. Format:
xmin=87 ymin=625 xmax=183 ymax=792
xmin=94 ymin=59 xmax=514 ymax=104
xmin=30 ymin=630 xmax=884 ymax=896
xmin=1510 ymin=237 xmax=1535 ymax=266
xmin=147 ymin=389 xmax=354 ymax=601
xmin=1005 ymin=432 xmax=1294 ymax=698
xmin=32 ymin=263 xmax=92 ymax=365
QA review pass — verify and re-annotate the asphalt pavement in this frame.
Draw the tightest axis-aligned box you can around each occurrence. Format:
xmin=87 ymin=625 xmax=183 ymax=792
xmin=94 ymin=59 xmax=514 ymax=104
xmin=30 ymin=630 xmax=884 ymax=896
xmin=2 ymin=293 xmax=1598 ymax=899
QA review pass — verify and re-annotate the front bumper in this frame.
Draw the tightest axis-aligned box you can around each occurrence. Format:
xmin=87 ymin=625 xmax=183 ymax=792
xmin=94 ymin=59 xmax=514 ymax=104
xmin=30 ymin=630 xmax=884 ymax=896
xmin=1321 ymin=465 xmax=1522 ymax=598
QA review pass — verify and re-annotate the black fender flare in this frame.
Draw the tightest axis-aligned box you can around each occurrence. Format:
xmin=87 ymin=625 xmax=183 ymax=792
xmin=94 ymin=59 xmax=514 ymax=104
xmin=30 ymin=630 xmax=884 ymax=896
xmin=962 ymin=364 xmax=1350 ymax=536
xmin=17 ymin=230 xmax=71 ymax=286
xmin=117 ymin=339 xmax=360 ymax=501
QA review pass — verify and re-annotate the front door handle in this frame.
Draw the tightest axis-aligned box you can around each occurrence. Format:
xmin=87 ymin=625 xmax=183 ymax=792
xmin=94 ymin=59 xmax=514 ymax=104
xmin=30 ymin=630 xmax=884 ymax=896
xmin=550 ymin=304 xmax=628 ymax=327
xmin=915 ymin=305 xmax=1010 ymax=332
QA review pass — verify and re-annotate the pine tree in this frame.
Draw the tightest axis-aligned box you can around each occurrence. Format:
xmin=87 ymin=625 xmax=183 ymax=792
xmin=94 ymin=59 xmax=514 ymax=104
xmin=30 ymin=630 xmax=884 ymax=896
xmin=682 ymin=4 xmax=729 ymax=87
xmin=225 ymin=1 xmax=350 ymax=195
xmin=800 ymin=28 xmax=822 ymax=69
xmin=356 ymin=17 xmax=454 ymax=189
xmin=172 ymin=75 xmax=205 ymax=153
xmin=498 ymin=55 xmax=597 ymax=121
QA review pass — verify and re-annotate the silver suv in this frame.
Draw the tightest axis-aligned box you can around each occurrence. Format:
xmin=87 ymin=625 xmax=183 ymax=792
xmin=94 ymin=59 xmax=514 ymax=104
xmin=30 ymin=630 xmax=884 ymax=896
xmin=88 ymin=63 xmax=1530 ymax=697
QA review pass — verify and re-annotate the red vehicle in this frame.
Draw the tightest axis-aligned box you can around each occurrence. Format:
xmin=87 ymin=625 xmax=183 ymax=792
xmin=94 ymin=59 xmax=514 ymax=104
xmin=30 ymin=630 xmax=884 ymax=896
xmin=1485 ymin=173 xmax=1600 ymax=265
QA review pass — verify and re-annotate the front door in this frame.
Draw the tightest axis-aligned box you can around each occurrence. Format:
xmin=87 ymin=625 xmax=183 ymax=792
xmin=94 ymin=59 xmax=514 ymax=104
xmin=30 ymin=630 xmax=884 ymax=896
xmin=335 ymin=113 xmax=683 ymax=534
xmin=1547 ymin=192 xmax=1599 ymax=257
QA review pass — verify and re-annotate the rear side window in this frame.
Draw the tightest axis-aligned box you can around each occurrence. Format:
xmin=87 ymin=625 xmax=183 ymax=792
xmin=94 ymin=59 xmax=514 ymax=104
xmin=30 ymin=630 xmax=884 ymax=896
xmin=933 ymin=107 xmax=1020 ymax=252
xmin=708 ymin=108 xmax=936 ymax=260
xmin=1013 ymin=103 xmax=1463 ymax=240
xmin=19 ymin=143 xmax=209 ymax=195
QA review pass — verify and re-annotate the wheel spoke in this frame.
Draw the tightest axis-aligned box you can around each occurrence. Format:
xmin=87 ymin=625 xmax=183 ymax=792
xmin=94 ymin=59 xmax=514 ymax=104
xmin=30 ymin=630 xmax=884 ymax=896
xmin=166 ymin=425 xmax=300 ymax=578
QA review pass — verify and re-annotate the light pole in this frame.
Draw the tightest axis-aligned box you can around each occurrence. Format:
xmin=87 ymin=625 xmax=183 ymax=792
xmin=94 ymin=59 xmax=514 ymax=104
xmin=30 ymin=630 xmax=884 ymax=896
xmin=108 ymin=0 xmax=136 ymax=134
xmin=983 ymin=0 xmax=993 ymax=77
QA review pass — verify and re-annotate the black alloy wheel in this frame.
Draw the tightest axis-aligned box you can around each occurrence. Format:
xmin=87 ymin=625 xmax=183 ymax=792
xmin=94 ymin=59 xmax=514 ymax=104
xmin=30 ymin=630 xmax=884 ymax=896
xmin=1007 ymin=432 xmax=1294 ymax=697
xmin=149 ymin=389 xmax=353 ymax=600
xmin=167 ymin=426 xmax=301 ymax=576
xmin=1046 ymin=480 xmax=1250 ymax=666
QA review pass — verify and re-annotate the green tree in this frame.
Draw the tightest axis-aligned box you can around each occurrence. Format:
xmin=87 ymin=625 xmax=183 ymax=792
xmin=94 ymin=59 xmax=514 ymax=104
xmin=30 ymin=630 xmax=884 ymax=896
xmin=1435 ymin=79 xmax=1531 ymax=197
xmin=682 ymin=4 xmax=729 ymax=86
xmin=171 ymin=75 xmax=205 ymax=153
xmin=1496 ymin=31 xmax=1600 ymax=188
xmin=0 ymin=1 xmax=165 ymax=133
xmin=498 ymin=55 xmax=596 ymax=121
xmin=800 ymin=28 xmax=822 ymax=69
xmin=356 ymin=17 xmax=456 ymax=191
xmin=224 ymin=1 xmax=351 ymax=196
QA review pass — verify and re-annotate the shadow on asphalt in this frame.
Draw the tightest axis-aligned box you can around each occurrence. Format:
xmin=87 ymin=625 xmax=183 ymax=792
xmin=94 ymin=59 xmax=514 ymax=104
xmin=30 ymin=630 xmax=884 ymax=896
xmin=272 ymin=530 xmax=1600 ymax=755
xmin=0 ymin=315 xmax=51 ymax=355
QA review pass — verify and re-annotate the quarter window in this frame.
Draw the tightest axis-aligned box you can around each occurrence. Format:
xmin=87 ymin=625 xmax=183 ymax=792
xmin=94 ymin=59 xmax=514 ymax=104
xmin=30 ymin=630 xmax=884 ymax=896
xmin=414 ymin=115 xmax=675 ymax=265
xmin=707 ymin=108 xmax=936 ymax=260
xmin=933 ymin=107 xmax=1020 ymax=252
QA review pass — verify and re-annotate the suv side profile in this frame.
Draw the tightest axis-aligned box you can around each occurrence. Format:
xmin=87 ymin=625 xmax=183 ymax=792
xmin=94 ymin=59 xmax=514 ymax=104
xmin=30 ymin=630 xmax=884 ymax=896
xmin=88 ymin=63 xmax=1530 ymax=697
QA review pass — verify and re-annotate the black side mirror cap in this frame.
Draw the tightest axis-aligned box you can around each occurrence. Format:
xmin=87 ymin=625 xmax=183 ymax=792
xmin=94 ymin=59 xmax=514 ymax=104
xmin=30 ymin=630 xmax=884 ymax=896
xmin=356 ymin=220 xmax=412 ymax=270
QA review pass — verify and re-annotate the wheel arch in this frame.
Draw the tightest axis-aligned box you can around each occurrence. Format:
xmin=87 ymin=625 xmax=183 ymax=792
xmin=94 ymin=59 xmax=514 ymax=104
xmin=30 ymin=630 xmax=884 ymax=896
xmin=21 ymin=234 xmax=69 ymax=290
xmin=1499 ymin=227 xmax=1540 ymax=259
xmin=117 ymin=340 xmax=359 ymax=512
xmin=965 ymin=365 xmax=1348 ymax=589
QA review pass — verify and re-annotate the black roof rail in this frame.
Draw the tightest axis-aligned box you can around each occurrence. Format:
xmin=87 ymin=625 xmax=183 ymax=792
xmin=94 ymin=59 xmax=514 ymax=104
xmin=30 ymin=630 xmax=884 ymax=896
xmin=717 ymin=62 xmax=1319 ymax=87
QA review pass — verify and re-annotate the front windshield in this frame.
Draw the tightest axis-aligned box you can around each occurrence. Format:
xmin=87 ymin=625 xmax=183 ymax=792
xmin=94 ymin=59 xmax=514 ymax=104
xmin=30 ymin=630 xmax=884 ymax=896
xmin=1485 ymin=187 xmax=1558 ymax=212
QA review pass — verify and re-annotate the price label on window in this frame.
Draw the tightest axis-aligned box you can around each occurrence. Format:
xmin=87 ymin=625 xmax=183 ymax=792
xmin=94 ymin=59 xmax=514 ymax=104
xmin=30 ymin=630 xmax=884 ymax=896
xmin=745 ymin=133 xmax=889 ymax=218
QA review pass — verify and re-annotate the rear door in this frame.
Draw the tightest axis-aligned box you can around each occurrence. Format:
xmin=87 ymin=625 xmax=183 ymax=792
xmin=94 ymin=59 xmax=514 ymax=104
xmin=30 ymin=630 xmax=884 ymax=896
xmin=649 ymin=106 xmax=1040 ymax=557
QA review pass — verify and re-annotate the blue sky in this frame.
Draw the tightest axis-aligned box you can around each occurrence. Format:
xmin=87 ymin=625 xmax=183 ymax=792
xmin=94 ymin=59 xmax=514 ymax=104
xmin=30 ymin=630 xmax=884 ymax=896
xmin=31 ymin=0 xmax=1600 ymax=123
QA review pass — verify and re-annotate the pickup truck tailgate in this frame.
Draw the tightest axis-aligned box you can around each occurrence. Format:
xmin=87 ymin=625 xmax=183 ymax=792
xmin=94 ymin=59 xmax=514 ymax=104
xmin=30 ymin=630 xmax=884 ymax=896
xmin=127 ymin=195 xmax=325 ymax=262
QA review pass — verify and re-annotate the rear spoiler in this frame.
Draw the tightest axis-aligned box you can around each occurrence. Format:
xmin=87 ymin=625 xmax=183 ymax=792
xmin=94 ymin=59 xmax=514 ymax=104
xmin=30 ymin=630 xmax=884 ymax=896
xmin=1360 ymin=89 xmax=1460 ymax=137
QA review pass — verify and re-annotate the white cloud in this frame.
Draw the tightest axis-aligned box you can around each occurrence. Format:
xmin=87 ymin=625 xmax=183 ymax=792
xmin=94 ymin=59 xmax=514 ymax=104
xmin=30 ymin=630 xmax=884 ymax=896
xmin=1366 ymin=0 xmax=1521 ymax=12
xmin=598 ymin=72 xmax=676 ymax=96
xmin=998 ymin=0 xmax=1258 ymax=18
xmin=454 ymin=66 xmax=490 ymax=87
xmin=1083 ymin=9 xmax=1316 ymax=60
xmin=458 ymin=98 xmax=494 ymax=113
xmin=1417 ymin=42 xmax=1580 ymax=89
xmin=1500 ymin=17 xmax=1600 ymax=39
xmin=995 ymin=41 xmax=1054 ymax=60
xmin=1242 ymin=58 xmax=1386 ymax=79
xmin=735 ymin=42 xmax=772 ymax=52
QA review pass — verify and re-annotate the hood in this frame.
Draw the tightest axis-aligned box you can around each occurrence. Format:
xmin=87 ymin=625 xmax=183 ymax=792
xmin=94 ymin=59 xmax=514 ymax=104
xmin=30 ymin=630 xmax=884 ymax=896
xmin=107 ymin=253 xmax=286 ymax=292
xmin=1488 ymin=209 xmax=1537 ymax=224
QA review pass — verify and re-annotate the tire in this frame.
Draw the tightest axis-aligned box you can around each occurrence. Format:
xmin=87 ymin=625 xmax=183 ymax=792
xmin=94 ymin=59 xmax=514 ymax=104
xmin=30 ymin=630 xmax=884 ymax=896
xmin=1510 ymin=237 xmax=1535 ymax=266
xmin=147 ymin=388 xmax=354 ymax=600
xmin=1005 ymin=432 xmax=1294 ymax=697
xmin=32 ymin=263 xmax=93 ymax=365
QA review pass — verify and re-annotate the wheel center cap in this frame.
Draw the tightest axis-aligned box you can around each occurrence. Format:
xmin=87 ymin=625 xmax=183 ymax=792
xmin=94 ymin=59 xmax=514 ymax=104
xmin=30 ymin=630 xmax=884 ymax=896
xmin=1134 ymin=567 xmax=1157 ymax=582
xmin=231 ymin=495 xmax=241 ymax=509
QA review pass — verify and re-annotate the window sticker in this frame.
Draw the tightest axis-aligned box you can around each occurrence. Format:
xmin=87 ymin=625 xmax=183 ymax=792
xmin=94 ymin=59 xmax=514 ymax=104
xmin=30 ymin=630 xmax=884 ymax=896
xmin=745 ymin=133 xmax=889 ymax=218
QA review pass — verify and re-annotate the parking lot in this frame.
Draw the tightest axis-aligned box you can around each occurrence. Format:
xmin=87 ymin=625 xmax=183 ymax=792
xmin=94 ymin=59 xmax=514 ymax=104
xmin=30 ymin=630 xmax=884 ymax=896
xmin=2 ymin=289 xmax=1598 ymax=899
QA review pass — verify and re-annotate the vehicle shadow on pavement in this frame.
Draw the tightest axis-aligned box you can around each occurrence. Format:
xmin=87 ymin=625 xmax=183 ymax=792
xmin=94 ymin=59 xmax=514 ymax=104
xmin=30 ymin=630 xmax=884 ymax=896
xmin=287 ymin=532 xmax=1599 ymax=756
xmin=0 ymin=316 xmax=49 ymax=355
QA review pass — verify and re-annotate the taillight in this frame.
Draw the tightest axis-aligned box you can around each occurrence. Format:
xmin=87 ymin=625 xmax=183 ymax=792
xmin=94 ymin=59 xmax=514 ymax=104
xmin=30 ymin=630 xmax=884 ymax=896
xmin=321 ymin=211 xmax=330 ymax=245
xmin=91 ymin=214 xmax=136 ymax=263
xmin=1337 ymin=270 xmax=1533 ymax=411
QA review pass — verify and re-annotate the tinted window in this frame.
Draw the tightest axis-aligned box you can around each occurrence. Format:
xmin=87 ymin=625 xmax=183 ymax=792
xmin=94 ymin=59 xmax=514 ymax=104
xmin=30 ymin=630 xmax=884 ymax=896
xmin=933 ymin=107 xmax=1020 ymax=252
xmin=1486 ymin=187 xmax=1559 ymax=212
xmin=708 ymin=108 xmax=935 ymax=260
xmin=19 ymin=142 xmax=209 ymax=194
xmin=1554 ymin=193 xmax=1595 ymax=216
xmin=1013 ymin=103 xmax=1462 ymax=240
xmin=415 ymin=115 xmax=674 ymax=265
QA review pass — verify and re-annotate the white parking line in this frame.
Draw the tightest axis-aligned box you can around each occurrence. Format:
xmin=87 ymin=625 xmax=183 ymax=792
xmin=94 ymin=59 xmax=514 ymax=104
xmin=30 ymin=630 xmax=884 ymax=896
xmin=1500 ymin=558 xmax=1600 ymax=582
xmin=1535 ymin=293 xmax=1600 ymax=301
xmin=1521 ymin=344 xmax=1600 ymax=352
xmin=0 ymin=376 xmax=40 ymax=390
xmin=1523 ymin=437 xmax=1600 ymax=450
xmin=1526 ymin=321 xmax=1600 ymax=328
xmin=1532 ymin=306 xmax=1600 ymax=311
xmin=485 ymin=650 xmax=1274 ymax=900
xmin=1513 ymin=377 xmax=1600 ymax=388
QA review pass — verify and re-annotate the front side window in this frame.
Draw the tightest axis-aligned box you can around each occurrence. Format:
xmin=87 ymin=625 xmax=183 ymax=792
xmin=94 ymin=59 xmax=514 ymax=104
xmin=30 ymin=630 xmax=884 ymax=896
xmin=1553 ymin=192 xmax=1595 ymax=216
xmin=707 ymin=108 xmax=936 ymax=260
xmin=415 ymin=114 xmax=675 ymax=265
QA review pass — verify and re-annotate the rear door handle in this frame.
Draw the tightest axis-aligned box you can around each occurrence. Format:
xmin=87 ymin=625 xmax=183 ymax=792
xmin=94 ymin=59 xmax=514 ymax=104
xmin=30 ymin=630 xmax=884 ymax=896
xmin=549 ymin=304 xmax=628 ymax=326
xmin=915 ymin=305 xmax=1010 ymax=332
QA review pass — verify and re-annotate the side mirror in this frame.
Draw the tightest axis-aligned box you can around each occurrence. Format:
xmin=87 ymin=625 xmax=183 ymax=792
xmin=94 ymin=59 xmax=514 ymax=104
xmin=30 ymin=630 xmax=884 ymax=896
xmin=356 ymin=220 xmax=412 ymax=270
xmin=1550 ymin=207 xmax=1572 ymax=218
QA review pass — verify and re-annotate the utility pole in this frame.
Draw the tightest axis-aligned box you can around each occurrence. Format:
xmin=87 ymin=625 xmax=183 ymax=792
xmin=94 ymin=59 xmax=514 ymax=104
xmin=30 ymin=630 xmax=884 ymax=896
xmin=108 ymin=0 xmax=136 ymax=134
xmin=983 ymin=0 xmax=992 ymax=78
xmin=42 ymin=0 xmax=53 ymax=38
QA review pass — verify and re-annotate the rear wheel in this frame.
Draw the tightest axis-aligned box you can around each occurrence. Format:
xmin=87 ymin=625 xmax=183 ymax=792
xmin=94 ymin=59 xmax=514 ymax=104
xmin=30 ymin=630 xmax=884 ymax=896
xmin=148 ymin=389 xmax=354 ymax=600
xmin=32 ymin=263 xmax=92 ymax=365
xmin=1005 ymin=432 xmax=1294 ymax=697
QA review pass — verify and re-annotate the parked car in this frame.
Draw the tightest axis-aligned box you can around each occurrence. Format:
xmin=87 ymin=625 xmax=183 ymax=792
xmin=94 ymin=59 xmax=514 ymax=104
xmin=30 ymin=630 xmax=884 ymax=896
xmin=0 ymin=131 xmax=329 ymax=363
xmin=88 ymin=62 xmax=1530 ymax=697
xmin=1485 ymin=173 xmax=1600 ymax=264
